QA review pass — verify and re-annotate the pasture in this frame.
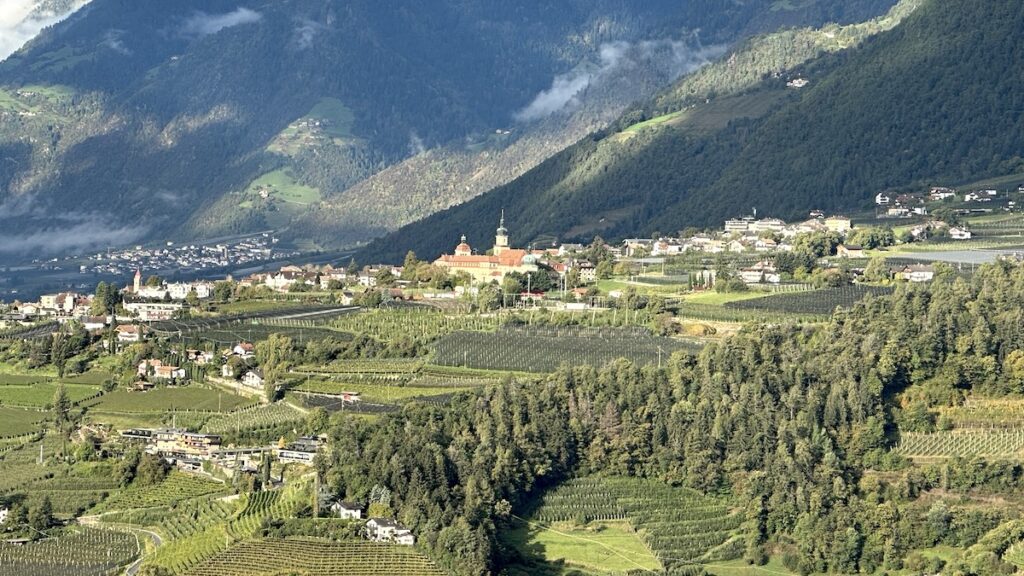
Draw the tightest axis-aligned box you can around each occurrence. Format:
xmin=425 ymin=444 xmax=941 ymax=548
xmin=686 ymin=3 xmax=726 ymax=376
xmin=503 ymin=519 xmax=662 ymax=574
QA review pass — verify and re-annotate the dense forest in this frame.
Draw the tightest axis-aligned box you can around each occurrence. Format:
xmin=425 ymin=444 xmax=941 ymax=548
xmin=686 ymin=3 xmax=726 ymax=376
xmin=362 ymin=0 xmax=1024 ymax=264
xmin=318 ymin=261 xmax=1024 ymax=575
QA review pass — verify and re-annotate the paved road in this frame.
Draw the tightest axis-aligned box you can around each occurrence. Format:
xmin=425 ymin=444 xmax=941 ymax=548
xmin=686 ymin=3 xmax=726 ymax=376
xmin=124 ymin=528 xmax=163 ymax=576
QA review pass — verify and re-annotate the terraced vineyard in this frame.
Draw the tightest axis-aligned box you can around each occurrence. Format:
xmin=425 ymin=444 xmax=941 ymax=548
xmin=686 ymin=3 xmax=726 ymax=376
xmin=895 ymin=430 xmax=1024 ymax=459
xmin=21 ymin=474 xmax=121 ymax=517
xmin=724 ymin=285 xmax=894 ymax=316
xmin=186 ymin=538 xmax=447 ymax=576
xmin=143 ymin=483 xmax=308 ymax=574
xmin=0 ymin=407 xmax=47 ymax=438
xmin=432 ymin=326 xmax=697 ymax=373
xmin=93 ymin=473 xmax=229 ymax=513
xmin=201 ymin=402 xmax=306 ymax=434
xmin=524 ymin=476 xmax=743 ymax=572
xmin=0 ymin=526 xmax=139 ymax=576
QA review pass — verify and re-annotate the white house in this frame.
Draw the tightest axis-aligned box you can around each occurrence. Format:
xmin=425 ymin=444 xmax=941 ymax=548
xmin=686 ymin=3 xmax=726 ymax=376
xmin=330 ymin=501 xmax=363 ymax=520
xmin=0 ymin=506 xmax=8 ymax=525
xmin=898 ymin=264 xmax=935 ymax=283
xmin=124 ymin=302 xmax=183 ymax=321
xmin=117 ymin=324 xmax=144 ymax=343
xmin=232 ymin=342 xmax=256 ymax=359
xmin=950 ymin=227 xmax=973 ymax=240
xmin=241 ymin=370 xmax=264 ymax=390
xmin=366 ymin=518 xmax=415 ymax=546
xmin=875 ymin=193 xmax=891 ymax=205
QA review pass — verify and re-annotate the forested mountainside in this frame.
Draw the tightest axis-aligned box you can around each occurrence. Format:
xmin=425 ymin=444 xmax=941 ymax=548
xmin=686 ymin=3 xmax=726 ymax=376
xmin=0 ymin=0 xmax=895 ymax=257
xmin=360 ymin=0 xmax=1024 ymax=264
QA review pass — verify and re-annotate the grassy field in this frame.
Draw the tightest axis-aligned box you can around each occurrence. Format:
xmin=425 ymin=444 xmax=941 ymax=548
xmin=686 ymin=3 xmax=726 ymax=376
xmin=306 ymin=97 xmax=355 ymax=138
xmin=683 ymin=291 xmax=772 ymax=306
xmin=292 ymin=380 xmax=474 ymax=403
xmin=0 ymin=407 xmax=47 ymax=437
xmin=504 ymin=519 xmax=661 ymax=574
xmin=88 ymin=387 xmax=253 ymax=413
xmin=506 ymin=476 xmax=742 ymax=574
xmin=0 ymin=382 xmax=100 ymax=408
xmin=246 ymin=168 xmax=321 ymax=206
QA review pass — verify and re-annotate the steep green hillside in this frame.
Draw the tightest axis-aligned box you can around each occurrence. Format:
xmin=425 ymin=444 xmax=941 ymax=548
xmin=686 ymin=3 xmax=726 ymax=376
xmin=0 ymin=0 xmax=895 ymax=258
xmin=361 ymin=0 xmax=1023 ymax=263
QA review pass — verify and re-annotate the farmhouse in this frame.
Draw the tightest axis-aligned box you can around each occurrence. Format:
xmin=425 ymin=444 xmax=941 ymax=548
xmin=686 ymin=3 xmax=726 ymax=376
xmin=433 ymin=213 xmax=540 ymax=283
xmin=241 ymin=369 xmax=265 ymax=390
xmin=897 ymin=264 xmax=936 ymax=283
xmin=117 ymin=324 xmax=144 ymax=343
xmin=330 ymin=501 xmax=363 ymax=520
xmin=233 ymin=342 xmax=256 ymax=358
xmin=137 ymin=360 xmax=186 ymax=381
xmin=950 ymin=227 xmax=973 ymax=240
xmin=366 ymin=518 xmax=415 ymax=546
xmin=837 ymin=244 xmax=865 ymax=258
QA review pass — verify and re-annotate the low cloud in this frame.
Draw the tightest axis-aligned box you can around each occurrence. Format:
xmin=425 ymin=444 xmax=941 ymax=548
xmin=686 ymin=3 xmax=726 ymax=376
xmin=181 ymin=7 xmax=261 ymax=38
xmin=408 ymin=131 xmax=426 ymax=156
xmin=0 ymin=218 xmax=148 ymax=255
xmin=102 ymin=29 xmax=130 ymax=55
xmin=0 ymin=0 xmax=90 ymax=62
xmin=294 ymin=18 xmax=326 ymax=50
xmin=514 ymin=38 xmax=724 ymax=122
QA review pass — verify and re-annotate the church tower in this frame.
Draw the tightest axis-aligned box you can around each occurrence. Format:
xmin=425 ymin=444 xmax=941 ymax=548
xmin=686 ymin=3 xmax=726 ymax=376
xmin=133 ymin=269 xmax=142 ymax=293
xmin=493 ymin=210 xmax=509 ymax=256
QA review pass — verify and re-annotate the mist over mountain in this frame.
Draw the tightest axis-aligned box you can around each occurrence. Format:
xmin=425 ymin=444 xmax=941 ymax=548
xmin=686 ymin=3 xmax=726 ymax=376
xmin=0 ymin=0 xmax=90 ymax=61
xmin=360 ymin=0 xmax=1024 ymax=264
xmin=0 ymin=0 xmax=896 ymax=259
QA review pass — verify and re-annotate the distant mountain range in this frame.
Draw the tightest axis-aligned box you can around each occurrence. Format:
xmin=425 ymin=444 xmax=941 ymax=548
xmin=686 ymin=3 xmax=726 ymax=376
xmin=359 ymin=0 xmax=1024 ymax=263
xmin=0 ymin=0 xmax=896 ymax=260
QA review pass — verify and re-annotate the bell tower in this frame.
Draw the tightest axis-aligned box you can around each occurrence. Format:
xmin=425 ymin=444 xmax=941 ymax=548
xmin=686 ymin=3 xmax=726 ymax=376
xmin=494 ymin=210 xmax=509 ymax=256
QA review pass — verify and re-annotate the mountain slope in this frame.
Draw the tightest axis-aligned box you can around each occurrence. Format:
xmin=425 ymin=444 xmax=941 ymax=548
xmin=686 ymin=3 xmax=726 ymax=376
xmin=359 ymin=0 xmax=1024 ymax=263
xmin=0 ymin=0 xmax=896 ymax=257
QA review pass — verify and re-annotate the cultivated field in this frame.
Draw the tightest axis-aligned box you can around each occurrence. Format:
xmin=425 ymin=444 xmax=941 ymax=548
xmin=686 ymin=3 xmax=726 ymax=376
xmin=186 ymin=538 xmax=446 ymax=576
xmin=432 ymin=326 xmax=697 ymax=372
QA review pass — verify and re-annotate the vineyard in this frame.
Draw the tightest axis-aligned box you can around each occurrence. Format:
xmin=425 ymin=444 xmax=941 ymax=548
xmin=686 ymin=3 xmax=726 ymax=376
xmin=0 ymin=382 xmax=101 ymax=409
xmin=92 ymin=473 xmax=229 ymax=513
xmin=432 ymin=326 xmax=697 ymax=373
xmin=87 ymin=387 xmax=254 ymax=414
xmin=520 ymin=476 xmax=743 ymax=572
xmin=0 ymin=526 xmax=139 ymax=576
xmin=894 ymin=430 xmax=1024 ymax=459
xmin=938 ymin=398 xmax=1024 ymax=429
xmin=185 ymin=538 xmax=447 ymax=576
xmin=328 ymin=308 xmax=498 ymax=343
xmin=724 ymin=285 xmax=893 ymax=316
xmin=201 ymin=402 xmax=307 ymax=434
xmin=148 ymin=307 xmax=350 ymax=345
xmin=0 ymin=407 xmax=47 ymax=438
xmin=293 ymin=379 xmax=474 ymax=404
xmin=18 ymin=473 xmax=122 ymax=517
xmin=142 ymin=482 xmax=308 ymax=574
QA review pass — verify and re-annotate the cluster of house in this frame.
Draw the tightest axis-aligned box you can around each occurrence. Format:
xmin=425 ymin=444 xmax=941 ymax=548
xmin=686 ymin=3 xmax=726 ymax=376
xmin=240 ymin=264 xmax=354 ymax=295
xmin=79 ymin=234 xmax=293 ymax=276
xmin=127 ymin=270 xmax=215 ymax=301
xmin=120 ymin=428 xmax=326 ymax=474
xmin=621 ymin=214 xmax=853 ymax=258
xmin=876 ymin=186 xmax=1023 ymax=217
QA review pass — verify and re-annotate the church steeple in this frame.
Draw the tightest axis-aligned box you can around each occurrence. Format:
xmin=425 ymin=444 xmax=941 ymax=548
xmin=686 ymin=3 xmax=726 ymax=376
xmin=494 ymin=210 xmax=509 ymax=255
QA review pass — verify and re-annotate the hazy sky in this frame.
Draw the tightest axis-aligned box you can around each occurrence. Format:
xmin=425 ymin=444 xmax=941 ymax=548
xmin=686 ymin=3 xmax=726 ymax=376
xmin=0 ymin=0 xmax=89 ymax=62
